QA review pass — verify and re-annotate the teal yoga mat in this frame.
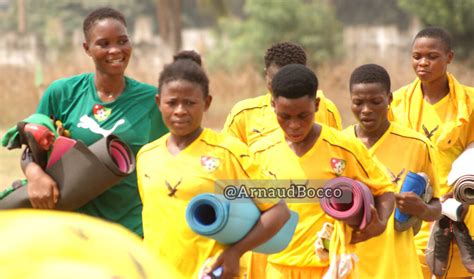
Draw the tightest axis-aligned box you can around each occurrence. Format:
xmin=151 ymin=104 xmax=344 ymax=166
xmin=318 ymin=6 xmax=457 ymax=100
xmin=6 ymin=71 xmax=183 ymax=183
xmin=186 ymin=193 xmax=298 ymax=254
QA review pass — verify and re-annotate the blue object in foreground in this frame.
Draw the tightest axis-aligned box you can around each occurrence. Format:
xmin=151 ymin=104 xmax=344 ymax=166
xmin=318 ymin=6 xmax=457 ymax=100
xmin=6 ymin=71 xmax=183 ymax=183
xmin=186 ymin=193 xmax=299 ymax=254
xmin=394 ymin=171 xmax=427 ymax=223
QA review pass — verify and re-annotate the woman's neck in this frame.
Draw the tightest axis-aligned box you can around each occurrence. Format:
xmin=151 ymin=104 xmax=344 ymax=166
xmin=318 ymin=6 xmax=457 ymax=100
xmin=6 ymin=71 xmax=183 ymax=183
xmin=355 ymin=120 xmax=390 ymax=149
xmin=421 ymin=75 xmax=449 ymax=104
xmin=94 ymin=72 xmax=126 ymax=101
xmin=167 ymin=127 xmax=204 ymax=155
xmin=286 ymin=124 xmax=321 ymax=157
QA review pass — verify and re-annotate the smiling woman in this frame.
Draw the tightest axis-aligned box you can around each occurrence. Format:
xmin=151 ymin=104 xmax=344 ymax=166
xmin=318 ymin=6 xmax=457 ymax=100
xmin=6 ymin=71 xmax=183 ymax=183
xmin=19 ymin=7 xmax=168 ymax=237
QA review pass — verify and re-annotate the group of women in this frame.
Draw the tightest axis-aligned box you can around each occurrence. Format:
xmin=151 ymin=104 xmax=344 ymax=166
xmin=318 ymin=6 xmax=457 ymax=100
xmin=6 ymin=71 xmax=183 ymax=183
xmin=9 ymin=6 xmax=474 ymax=279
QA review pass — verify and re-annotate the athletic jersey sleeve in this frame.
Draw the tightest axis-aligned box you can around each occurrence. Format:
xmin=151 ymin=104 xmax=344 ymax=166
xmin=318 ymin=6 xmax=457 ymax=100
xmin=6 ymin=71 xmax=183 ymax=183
xmin=222 ymin=106 xmax=248 ymax=144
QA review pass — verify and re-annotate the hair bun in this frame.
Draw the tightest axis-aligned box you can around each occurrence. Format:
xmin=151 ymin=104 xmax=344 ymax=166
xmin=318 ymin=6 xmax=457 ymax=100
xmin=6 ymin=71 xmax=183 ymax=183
xmin=173 ymin=50 xmax=202 ymax=66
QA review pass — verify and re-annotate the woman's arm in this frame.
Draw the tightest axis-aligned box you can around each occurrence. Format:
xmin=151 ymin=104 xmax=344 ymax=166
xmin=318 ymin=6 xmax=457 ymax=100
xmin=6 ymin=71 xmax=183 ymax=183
xmin=395 ymin=193 xmax=441 ymax=221
xmin=205 ymin=200 xmax=290 ymax=279
xmin=21 ymin=152 xmax=59 ymax=209
xmin=351 ymin=192 xmax=395 ymax=244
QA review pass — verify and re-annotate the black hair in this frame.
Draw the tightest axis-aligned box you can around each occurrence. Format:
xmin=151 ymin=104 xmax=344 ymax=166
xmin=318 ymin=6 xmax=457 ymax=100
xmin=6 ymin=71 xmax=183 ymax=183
xmin=414 ymin=26 xmax=452 ymax=51
xmin=264 ymin=42 xmax=307 ymax=68
xmin=271 ymin=64 xmax=318 ymax=99
xmin=158 ymin=50 xmax=209 ymax=96
xmin=349 ymin=64 xmax=391 ymax=93
xmin=83 ymin=7 xmax=127 ymax=39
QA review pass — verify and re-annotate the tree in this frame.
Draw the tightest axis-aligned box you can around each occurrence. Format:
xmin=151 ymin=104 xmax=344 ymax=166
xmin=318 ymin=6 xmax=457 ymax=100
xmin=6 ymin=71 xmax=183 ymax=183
xmin=208 ymin=0 xmax=343 ymax=70
xmin=398 ymin=0 xmax=474 ymax=59
xmin=156 ymin=0 xmax=182 ymax=53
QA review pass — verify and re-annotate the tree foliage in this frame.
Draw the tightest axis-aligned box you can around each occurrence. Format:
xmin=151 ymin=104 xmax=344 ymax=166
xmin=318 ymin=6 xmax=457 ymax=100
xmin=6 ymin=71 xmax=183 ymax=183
xmin=398 ymin=0 xmax=474 ymax=58
xmin=333 ymin=0 xmax=411 ymax=29
xmin=1 ymin=0 xmax=155 ymax=48
xmin=208 ymin=0 xmax=343 ymax=70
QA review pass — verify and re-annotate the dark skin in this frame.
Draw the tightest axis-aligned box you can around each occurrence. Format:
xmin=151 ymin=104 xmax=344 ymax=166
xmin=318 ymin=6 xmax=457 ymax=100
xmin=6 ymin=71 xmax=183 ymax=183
xmin=411 ymin=37 xmax=453 ymax=105
xmin=350 ymin=82 xmax=441 ymax=226
xmin=23 ymin=17 xmax=132 ymax=209
xmin=272 ymin=94 xmax=394 ymax=244
xmin=412 ymin=36 xmax=460 ymax=207
xmin=157 ymin=79 xmax=290 ymax=279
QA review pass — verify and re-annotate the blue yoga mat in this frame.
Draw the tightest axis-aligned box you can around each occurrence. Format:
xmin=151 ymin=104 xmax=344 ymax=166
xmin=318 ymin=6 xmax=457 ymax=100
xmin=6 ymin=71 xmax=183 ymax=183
xmin=185 ymin=193 xmax=298 ymax=254
xmin=394 ymin=172 xmax=427 ymax=223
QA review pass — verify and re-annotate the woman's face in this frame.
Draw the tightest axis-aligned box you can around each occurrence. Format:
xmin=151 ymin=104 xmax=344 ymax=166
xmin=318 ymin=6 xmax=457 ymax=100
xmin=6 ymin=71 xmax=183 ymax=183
xmin=157 ymin=80 xmax=211 ymax=137
xmin=350 ymin=82 xmax=391 ymax=134
xmin=411 ymin=37 xmax=453 ymax=83
xmin=83 ymin=18 xmax=132 ymax=76
xmin=272 ymin=95 xmax=318 ymax=143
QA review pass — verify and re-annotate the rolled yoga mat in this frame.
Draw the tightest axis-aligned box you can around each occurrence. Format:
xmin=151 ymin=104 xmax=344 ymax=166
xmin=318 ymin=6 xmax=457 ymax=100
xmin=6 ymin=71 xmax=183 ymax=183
xmin=320 ymin=177 xmax=374 ymax=230
xmin=453 ymin=175 xmax=474 ymax=204
xmin=447 ymin=142 xmax=474 ymax=186
xmin=393 ymin=172 xmax=428 ymax=233
xmin=394 ymin=172 xmax=427 ymax=222
xmin=0 ymin=135 xmax=135 ymax=210
xmin=185 ymin=193 xmax=299 ymax=254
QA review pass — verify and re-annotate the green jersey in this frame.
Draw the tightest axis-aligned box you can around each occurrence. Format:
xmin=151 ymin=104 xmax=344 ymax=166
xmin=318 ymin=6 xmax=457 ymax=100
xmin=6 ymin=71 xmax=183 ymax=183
xmin=37 ymin=73 xmax=167 ymax=236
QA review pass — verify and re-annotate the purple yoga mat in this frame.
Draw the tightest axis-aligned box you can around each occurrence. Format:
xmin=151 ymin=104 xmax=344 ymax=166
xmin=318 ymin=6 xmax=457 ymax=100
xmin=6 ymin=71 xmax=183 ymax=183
xmin=320 ymin=177 xmax=374 ymax=230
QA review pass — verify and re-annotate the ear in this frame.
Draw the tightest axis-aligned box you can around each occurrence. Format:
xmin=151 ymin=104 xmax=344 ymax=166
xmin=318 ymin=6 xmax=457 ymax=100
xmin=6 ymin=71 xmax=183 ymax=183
xmin=388 ymin=91 xmax=393 ymax=105
xmin=83 ymin=41 xmax=91 ymax=57
xmin=204 ymin=95 xmax=213 ymax=111
xmin=314 ymin=97 xmax=320 ymax=112
xmin=271 ymin=96 xmax=275 ymax=108
xmin=265 ymin=72 xmax=273 ymax=93
xmin=155 ymin=94 xmax=161 ymax=111
xmin=447 ymin=50 xmax=454 ymax=64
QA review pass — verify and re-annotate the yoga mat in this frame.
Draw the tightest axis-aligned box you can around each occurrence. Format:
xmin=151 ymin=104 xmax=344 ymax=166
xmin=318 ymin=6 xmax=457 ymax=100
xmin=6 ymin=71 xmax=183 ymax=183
xmin=394 ymin=172 xmax=427 ymax=223
xmin=442 ymin=198 xmax=463 ymax=221
xmin=0 ymin=135 xmax=135 ymax=210
xmin=447 ymin=142 xmax=474 ymax=186
xmin=46 ymin=136 xmax=77 ymax=169
xmin=185 ymin=193 xmax=299 ymax=254
xmin=453 ymin=174 xmax=474 ymax=204
xmin=320 ymin=177 xmax=374 ymax=230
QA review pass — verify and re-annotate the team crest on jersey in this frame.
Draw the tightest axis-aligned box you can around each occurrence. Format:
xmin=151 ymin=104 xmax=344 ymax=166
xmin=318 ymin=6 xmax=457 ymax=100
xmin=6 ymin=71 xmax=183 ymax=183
xmin=201 ymin=156 xmax=220 ymax=172
xmin=330 ymin=158 xmax=346 ymax=176
xmin=93 ymin=104 xmax=111 ymax=122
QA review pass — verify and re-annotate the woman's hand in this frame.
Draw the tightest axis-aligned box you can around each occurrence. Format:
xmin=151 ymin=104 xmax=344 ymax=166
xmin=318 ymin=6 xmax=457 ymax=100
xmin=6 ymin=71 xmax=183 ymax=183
xmin=205 ymin=248 xmax=241 ymax=279
xmin=350 ymin=206 xmax=386 ymax=244
xmin=395 ymin=192 xmax=427 ymax=216
xmin=25 ymin=162 xmax=59 ymax=209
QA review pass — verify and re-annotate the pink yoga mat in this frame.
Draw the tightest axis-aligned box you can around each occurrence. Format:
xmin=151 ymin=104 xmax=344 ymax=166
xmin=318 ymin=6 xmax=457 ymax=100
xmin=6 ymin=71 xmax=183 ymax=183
xmin=46 ymin=136 xmax=77 ymax=169
xmin=320 ymin=177 xmax=374 ymax=230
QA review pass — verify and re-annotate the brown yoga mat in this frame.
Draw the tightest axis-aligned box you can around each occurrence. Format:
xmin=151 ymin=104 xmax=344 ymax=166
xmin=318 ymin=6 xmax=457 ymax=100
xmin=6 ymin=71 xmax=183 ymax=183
xmin=453 ymin=175 xmax=474 ymax=204
xmin=0 ymin=135 xmax=135 ymax=210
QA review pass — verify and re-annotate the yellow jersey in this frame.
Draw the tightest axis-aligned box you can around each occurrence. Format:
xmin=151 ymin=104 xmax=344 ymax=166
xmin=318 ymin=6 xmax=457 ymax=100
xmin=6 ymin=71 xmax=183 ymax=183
xmin=390 ymin=74 xmax=474 ymax=277
xmin=137 ymin=128 xmax=275 ymax=279
xmin=223 ymin=91 xmax=342 ymax=146
xmin=343 ymin=122 xmax=440 ymax=278
xmin=250 ymin=125 xmax=395 ymax=268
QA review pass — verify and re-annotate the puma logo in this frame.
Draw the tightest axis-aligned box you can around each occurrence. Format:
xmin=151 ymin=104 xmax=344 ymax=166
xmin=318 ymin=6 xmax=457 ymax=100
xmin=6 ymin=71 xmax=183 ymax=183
xmin=388 ymin=168 xmax=405 ymax=184
xmin=77 ymin=115 xmax=125 ymax=138
xmin=422 ymin=125 xmax=439 ymax=140
xmin=252 ymin=128 xmax=262 ymax=134
xmin=165 ymin=178 xmax=182 ymax=197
